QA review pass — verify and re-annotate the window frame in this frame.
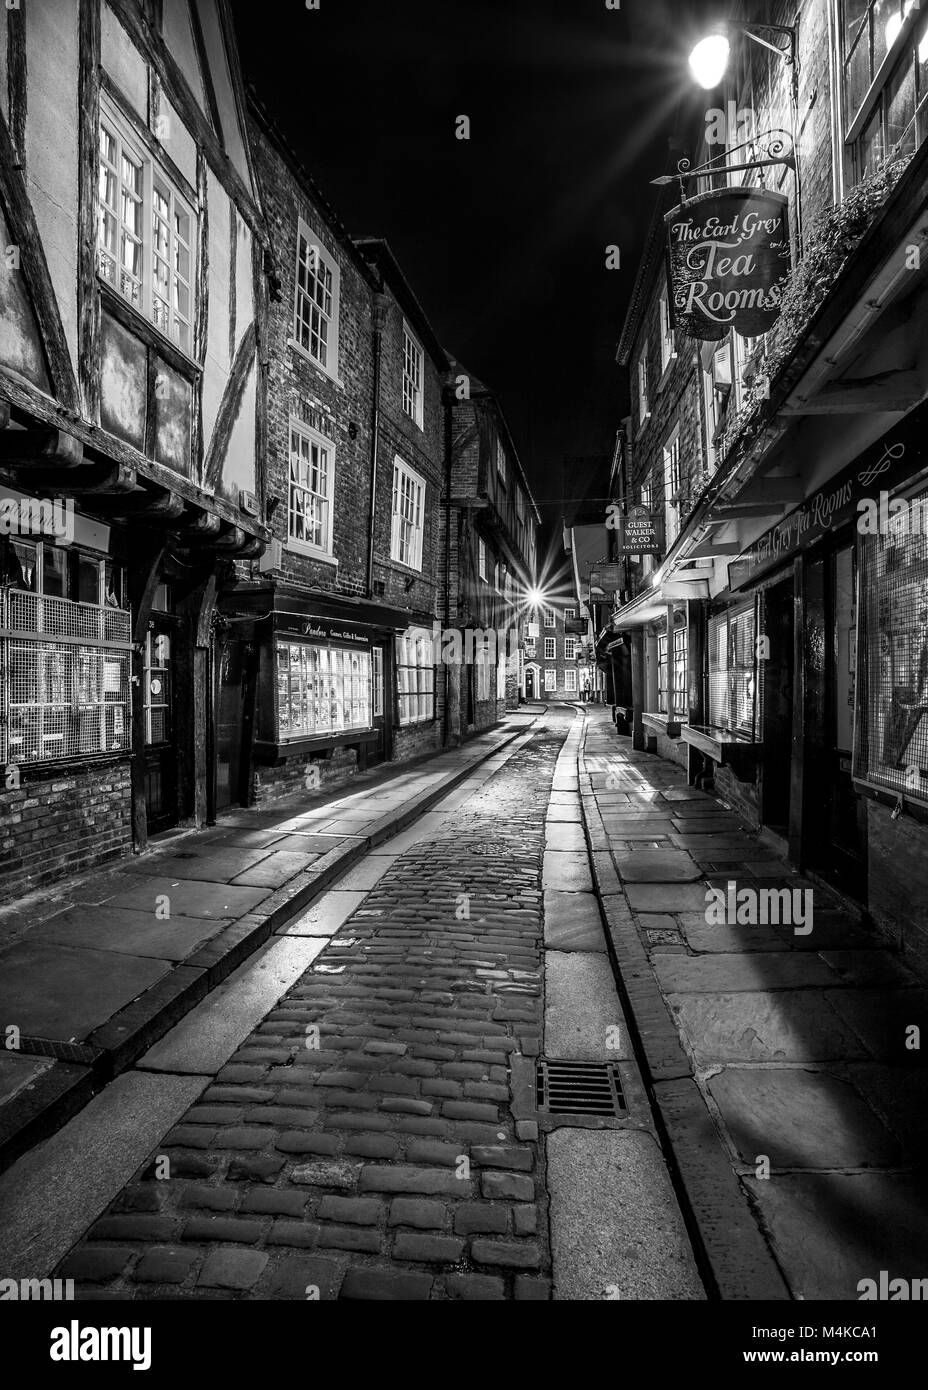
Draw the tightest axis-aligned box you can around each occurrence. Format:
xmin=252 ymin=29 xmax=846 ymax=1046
xmin=842 ymin=0 xmax=928 ymax=183
xmin=276 ymin=640 xmax=372 ymax=740
xmin=390 ymin=456 xmax=426 ymax=572
xmin=543 ymin=607 xmax=556 ymax=629
xmin=659 ymin=285 xmax=677 ymax=376
xmin=287 ymin=417 xmax=337 ymax=562
xmin=544 ymin=668 xmax=557 ymax=692
xmin=478 ymin=536 xmax=487 ymax=582
xmin=402 ymin=320 xmax=425 ymax=429
xmin=564 ymin=668 xmax=578 ymax=693
xmin=396 ymin=629 xmax=436 ymax=725
xmin=496 ymin=436 xmax=508 ymax=488
xmin=637 ymin=350 xmax=650 ymax=430
xmin=291 ymin=218 xmax=341 ymax=381
xmin=97 ymin=94 xmax=197 ymax=358
xmin=544 ymin=636 xmax=557 ymax=661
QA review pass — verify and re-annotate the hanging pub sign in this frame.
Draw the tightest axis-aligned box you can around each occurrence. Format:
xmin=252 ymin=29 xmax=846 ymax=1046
xmin=664 ymin=187 xmax=792 ymax=342
xmin=617 ymin=505 xmax=663 ymax=558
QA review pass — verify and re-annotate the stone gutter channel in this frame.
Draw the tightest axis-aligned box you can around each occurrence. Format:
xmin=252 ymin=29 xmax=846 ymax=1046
xmin=540 ymin=711 xmax=705 ymax=1301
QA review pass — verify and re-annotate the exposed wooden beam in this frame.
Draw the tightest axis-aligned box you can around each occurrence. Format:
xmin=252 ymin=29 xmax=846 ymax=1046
xmin=78 ymin=0 xmax=102 ymax=423
xmin=0 ymin=365 xmax=268 ymax=540
xmin=7 ymin=0 xmax=26 ymax=170
xmin=662 ymin=581 xmax=710 ymax=600
xmin=187 ymin=0 xmax=223 ymax=138
xmin=26 ymin=462 xmax=138 ymax=495
xmin=94 ymin=485 xmax=185 ymax=520
xmin=202 ymin=320 xmax=257 ymax=490
xmin=106 ymin=0 xmax=267 ymax=244
xmin=0 ymin=108 xmax=80 ymax=412
xmin=689 ymin=539 xmax=743 ymax=559
xmin=0 ymin=428 xmax=83 ymax=467
xmin=708 ymin=503 xmax=787 ymax=521
xmin=736 ymin=476 xmax=804 ymax=505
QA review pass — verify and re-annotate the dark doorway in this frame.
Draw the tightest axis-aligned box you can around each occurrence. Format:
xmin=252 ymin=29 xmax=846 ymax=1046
xmin=143 ymin=588 xmax=179 ymax=834
xmin=216 ymin=637 xmax=256 ymax=812
xmin=761 ymin=579 xmax=794 ymax=835
xmin=525 ymin=667 xmax=536 ymax=700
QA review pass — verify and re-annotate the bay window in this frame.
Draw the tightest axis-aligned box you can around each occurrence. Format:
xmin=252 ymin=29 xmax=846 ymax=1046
xmin=98 ymin=96 xmax=196 ymax=355
xmin=276 ymin=641 xmax=371 ymax=738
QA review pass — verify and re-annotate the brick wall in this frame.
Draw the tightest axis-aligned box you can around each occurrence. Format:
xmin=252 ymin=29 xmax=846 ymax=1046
xmin=0 ymin=759 xmax=132 ymax=901
xmin=248 ymin=128 xmax=376 ymax=600
xmin=252 ymin=746 xmax=358 ymax=805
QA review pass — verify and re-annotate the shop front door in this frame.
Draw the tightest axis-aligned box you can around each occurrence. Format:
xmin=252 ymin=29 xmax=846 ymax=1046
xmin=143 ymin=609 xmax=178 ymax=834
xmin=760 ymin=578 xmax=794 ymax=836
xmin=369 ymin=643 xmax=389 ymax=765
xmin=821 ymin=544 xmax=867 ymax=898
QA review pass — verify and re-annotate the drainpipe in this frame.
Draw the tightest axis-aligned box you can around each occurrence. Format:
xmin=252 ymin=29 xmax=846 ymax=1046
xmin=442 ymin=384 xmax=453 ymax=747
xmin=367 ymin=294 xmax=389 ymax=598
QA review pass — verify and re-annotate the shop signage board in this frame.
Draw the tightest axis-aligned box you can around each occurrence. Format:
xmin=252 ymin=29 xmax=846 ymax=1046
xmin=294 ymin=619 xmax=371 ymax=647
xmin=616 ymin=506 xmax=664 ymax=557
xmin=729 ymin=403 xmax=928 ymax=591
xmin=665 ymin=187 xmax=792 ymax=342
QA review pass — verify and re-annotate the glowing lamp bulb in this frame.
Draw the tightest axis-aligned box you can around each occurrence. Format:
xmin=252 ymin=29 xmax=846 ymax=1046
xmin=689 ymin=33 xmax=731 ymax=89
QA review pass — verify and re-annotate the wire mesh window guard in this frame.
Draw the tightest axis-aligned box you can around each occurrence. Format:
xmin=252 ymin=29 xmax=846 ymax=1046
xmin=854 ymin=495 xmax=928 ymax=803
xmin=708 ymin=600 xmax=760 ymax=738
xmin=1 ymin=589 xmax=132 ymax=765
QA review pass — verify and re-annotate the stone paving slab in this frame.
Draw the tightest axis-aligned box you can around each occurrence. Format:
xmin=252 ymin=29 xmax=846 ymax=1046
xmin=625 ymin=883 xmax=711 ymax=914
xmin=25 ymin=906 xmax=229 ymax=962
xmin=106 ymin=877 xmax=271 ymax=920
xmin=653 ymin=952 xmax=840 ymax=994
xmin=613 ymin=850 xmax=702 ymax=883
xmin=742 ymin=1170 xmax=928 ymax=1300
xmin=0 ymin=942 xmax=172 ymax=1041
xmin=543 ymin=892 xmax=606 ymax=952
xmin=547 ymin=1128 xmax=704 ymax=1300
xmin=706 ymin=1066 xmax=901 ymax=1168
xmin=544 ymin=953 xmax=630 ymax=1058
xmin=668 ymin=990 xmax=871 ymax=1064
xmin=542 ymin=851 xmax=593 ymax=893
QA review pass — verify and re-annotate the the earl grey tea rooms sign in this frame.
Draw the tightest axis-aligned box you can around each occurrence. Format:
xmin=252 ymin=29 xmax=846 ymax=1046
xmin=665 ymin=187 xmax=792 ymax=342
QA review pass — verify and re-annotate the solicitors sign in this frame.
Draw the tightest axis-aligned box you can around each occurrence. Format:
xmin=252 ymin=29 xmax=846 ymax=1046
xmin=617 ymin=505 xmax=663 ymax=557
xmin=665 ymin=187 xmax=791 ymax=342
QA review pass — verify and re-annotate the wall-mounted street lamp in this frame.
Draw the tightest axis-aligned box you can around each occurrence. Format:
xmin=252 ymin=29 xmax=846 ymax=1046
xmin=688 ymin=21 xmax=797 ymax=91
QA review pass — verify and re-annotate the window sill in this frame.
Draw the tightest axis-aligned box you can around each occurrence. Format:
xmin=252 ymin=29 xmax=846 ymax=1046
xmin=642 ymin=711 xmax=684 ymax=739
xmin=657 ymin=355 xmax=677 ymax=392
xmin=99 ymin=279 xmax=200 ymax=378
xmin=388 ymin=554 xmax=424 ymax=576
xmin=255 ymin=729 xmax=379 ymax=762
xmin=285 ymin=541 xmax=338 ymax=567
xmin=287 ymin=338 xmax=343 ymax=388
xmin=682 ymin=724 xmax=761 ymax=772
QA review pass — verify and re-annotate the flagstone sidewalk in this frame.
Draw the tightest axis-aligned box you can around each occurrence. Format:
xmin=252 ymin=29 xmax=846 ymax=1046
xmin=579 ymin=706 xmax=928 ymax=1302
xmin=0 ymin=713 xmax=538 ymax=1174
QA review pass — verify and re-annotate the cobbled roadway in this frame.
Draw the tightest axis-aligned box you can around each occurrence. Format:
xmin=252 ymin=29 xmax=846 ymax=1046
xmin=58 ymin=724 xmax=567 ymax=1300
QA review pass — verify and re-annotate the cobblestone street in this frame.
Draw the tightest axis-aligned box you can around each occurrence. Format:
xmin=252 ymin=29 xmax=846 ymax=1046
xmin=54 ymin=720 xmax=568 ymax=1300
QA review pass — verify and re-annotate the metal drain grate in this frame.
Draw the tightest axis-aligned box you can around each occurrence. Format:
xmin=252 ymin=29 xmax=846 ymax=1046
xmin=536 ymin=1060 xmax=626 ymax=1117
xmin=14 ymin=1036 xmax=104 ymax=1065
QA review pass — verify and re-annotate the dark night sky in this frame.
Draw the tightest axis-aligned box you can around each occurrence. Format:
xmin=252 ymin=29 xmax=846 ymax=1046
xmin=230 ymin=0 xmax=720 ymax=523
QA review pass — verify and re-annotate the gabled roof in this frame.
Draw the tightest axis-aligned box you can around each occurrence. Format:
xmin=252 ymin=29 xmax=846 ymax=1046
xmin=445 ymin=353 xmax=542 ymax=526
xmin=353 ymin=238 xmax=449 ymax=373
xmin=246 ymin=90 xmax=380 ymax=288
